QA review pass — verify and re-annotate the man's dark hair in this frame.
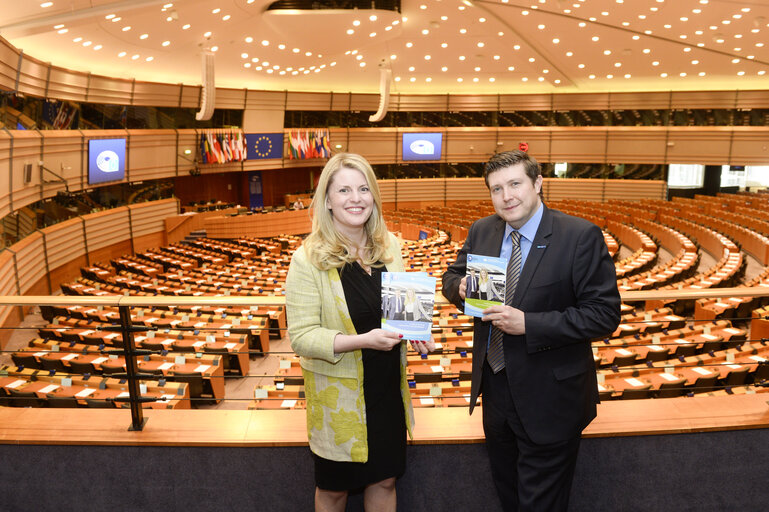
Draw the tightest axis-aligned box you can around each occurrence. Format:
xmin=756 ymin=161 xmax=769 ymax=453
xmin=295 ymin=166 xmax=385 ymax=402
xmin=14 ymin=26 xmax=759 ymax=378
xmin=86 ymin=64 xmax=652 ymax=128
xmin=483 ymin=150 xmax=541 ymax=188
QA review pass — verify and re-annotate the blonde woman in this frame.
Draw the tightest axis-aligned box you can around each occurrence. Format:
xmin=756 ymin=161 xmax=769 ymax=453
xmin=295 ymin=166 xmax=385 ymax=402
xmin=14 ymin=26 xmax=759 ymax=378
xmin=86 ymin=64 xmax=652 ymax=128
xmin=286 ymin=153 xmax=433 ymax=511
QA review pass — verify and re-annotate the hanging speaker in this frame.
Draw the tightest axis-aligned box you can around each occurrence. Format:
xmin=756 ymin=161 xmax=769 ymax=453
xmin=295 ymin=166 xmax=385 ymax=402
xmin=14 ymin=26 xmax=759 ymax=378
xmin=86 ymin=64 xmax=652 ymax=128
xmin=23 ymin=163 xmax=32 ymax=184
xmin=369 ymin=63 xmax=392 ymax=123
xmin=196 ymin=50 xmax=215 ymax=121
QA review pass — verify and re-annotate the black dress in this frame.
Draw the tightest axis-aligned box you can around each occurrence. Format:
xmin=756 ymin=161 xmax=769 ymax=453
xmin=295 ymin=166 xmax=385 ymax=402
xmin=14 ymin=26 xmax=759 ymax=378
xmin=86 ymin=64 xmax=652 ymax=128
xmin=313 ymin=262 xmax=407 ymax=491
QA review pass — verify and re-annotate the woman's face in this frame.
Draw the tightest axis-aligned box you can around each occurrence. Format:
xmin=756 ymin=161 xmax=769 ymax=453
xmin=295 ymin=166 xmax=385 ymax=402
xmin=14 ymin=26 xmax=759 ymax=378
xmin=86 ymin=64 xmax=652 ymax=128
xmin=407 ymin=289 xmax=416 ymax=300
xmin=326 ymin=166 xmax=374 ymax=237
xmin=481 ymin=269 xmax=488 ymax=279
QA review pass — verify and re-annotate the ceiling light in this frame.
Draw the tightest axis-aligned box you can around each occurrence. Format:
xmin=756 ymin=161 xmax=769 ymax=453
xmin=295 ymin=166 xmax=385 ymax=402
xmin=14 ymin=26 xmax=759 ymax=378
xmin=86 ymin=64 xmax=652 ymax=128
xmin=73 ymin=37 xmax=82 ymax=42
xmin=699 ymin=71 xmax=706 ymax=76
xmin=477 ymin=42 xmax=484 ymax=47
xmin=474 ymin=66 xmax=481 ymax=71
xmin=442 ymin=66 xmax=448 ymax=71
xmin=385 ymin=26 xmax=392 ymax=31
xmin=578 ymin=63 xmax=585 ymax=68
xmin=592 ymin=36 xmax=599 ymax=41
xmin=425 ymin=55 xmax=431 ymax=60
xmin=652 ymin=61 xmax=659 ymax=66
xmin=589 ymin=74 xmax=595 ymax=79
xmin=211 ymin=46 xmax=218 ymax=52
xmin=441 ymin=43 xmax=448 ymax=48
xmin=54 ymin=24 xmax=64 ymax=29
xmin=370 ymin=15 xmax=377 ymax=21
xmin=111 ymin=17 xmax=121 ymax=22
xmin=370 ymin=32 xmax=377 ymax=37
xmin=182 ymin=24 xmax=190 ymax=30
xmin=441 ymin=15 xmax=448 ymax=20
xmin=460 ymin=28 xmax=467 ymax=34
xmin=508 ymin=66 xmax=515 ymax=71
xmin=493 ymin=55 xmax=500 ymax=60
xmin=40 ymin=2 xmax=53 ymax=7
xmin=410 ymin=77 xmax=416 ymax=82
xmin=459 ymin=55 xmax=466 ymax=60
xmin=604 ymin=50 xmax=611 ymax=55
xmin=522 ymin=77 xmax=528 ymax=82
xmin=146 ymin=56 xmax=153 ymax=62
xmin=426 ymin=77 xmax=432 ymax=82
xmin=614 ymin=62 xmax=621 ymax=67
xmin=406 ymin=42 xmax=413 ymax=47
xmin=538 ymin=77 xmax=544 ymax=82
xmin=82 ymin=41 xmax=91 ymax=47
xmin=140 ymin=34 xmax=148 ymax=40
xmin=122 ymin=26 xmax=131 ymax=32
xmin=261 ymin=40 xmax=269 ymax=46
xmin=679 ymin=72 xmax=686 ymax=76
xmin=353 ymin=20 xmax=360 ymax=26
xmin=538 ymin=25 xmax=545 ymax=30
xmin=132 ymin=54 xmax=140 ymax=60
xmin=251 ymin=57 xmax=259 ymax=62
xmin=394 ymin=76 xmax=401 ymax=82
xmin=222 ymin=15 xmax=230 ymax=21
xmin=632 ymin=35 xmax=639 ymax=40
xmin=105 ymin=15 xmax=115 ymax=20
xmin=473 ymin=77 xmax=479 ymax=82
xmin=528 ymin=57 xmax=535 ymax=62
xmin=606 ymin=74 xmax=613 ymax=79
xmin=409 ymin=66 xmax=415 ymax=71
xmin=553 ymin=38 xmax=560 ymax=44
xmin=513 ymin=45 xmax=520 ymax=50
xmin=204 ymin=31 xmax=212 ymax=38
xmin=422 ymin=29 xmax=429 ymax=35
xmin=479 ymin=17 xmax=486 ymax=22
xmin=57 ymin=28 xmax=68 ymax=34
xmin=278 ymin=44 xmax=285 ymax=50
xmin=660 ymin=72 xmax=668 ymax=77
xmin=293 ymin=48 xmax=299 ymax=53
xmin=579 ymin=22 xmax=586 ymax=27
xmin=118 ymin=51 xmax=126 ymax=57
xmin=212 ymin=8 xmax=220 ymax=14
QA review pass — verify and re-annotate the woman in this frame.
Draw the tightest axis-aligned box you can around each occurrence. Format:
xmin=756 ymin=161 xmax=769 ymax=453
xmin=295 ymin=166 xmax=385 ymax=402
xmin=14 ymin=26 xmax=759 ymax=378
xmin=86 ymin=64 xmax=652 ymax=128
xmin=286 ymin=153 xmax=433 ymax=511
xmin=478 ymin=268 xmax=491 ymax=300
xmin=403 ymin=288 xmax=429 ymax=322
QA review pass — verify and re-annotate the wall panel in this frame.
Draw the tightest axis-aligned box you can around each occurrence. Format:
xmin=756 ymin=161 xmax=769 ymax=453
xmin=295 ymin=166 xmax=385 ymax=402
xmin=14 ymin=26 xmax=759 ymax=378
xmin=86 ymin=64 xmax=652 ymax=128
xmin=606 ymin=127 xmax=668 ymax=164
xmin=88 ymin=76 xmax=134 ymax=105
xmin=445 ymin=128 xmax=497 ymax=163
xmin=552 ymin=93 xmax=610 ymax=111
xmin=666 ymin=128 xmax=732 ymax=164
xmin=729 ymin=128 xmax=769 ymax=165
xmin=16 ymin=57 xmax=48 ymax=99
xmin=42 ymin=217 xmax=86 ymax=270
xmin=84 ymin=208 xmax=131 ymax=251
xmin=550 ymin=127 xmax=608 ymax=163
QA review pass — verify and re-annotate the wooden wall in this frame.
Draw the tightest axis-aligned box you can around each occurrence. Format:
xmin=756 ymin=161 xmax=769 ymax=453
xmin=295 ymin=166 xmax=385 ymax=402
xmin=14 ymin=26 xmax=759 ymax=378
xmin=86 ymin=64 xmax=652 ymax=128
xmin=0 ymin=199 xmax=178 ymax=348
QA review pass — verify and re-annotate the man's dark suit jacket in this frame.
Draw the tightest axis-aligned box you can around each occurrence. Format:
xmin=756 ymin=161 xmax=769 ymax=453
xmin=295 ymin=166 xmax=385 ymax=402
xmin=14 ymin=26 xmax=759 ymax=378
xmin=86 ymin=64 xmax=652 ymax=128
xmin=442 ymin=205 xmax=621 ymax=445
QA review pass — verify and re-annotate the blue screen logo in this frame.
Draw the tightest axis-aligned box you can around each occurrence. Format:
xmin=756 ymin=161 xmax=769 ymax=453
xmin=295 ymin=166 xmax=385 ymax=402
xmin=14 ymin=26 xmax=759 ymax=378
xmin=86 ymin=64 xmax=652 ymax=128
xmin=88 ymin=139 xmax=126 ymax=184
xmin=402 ymin=133 xmax=442 ymax=161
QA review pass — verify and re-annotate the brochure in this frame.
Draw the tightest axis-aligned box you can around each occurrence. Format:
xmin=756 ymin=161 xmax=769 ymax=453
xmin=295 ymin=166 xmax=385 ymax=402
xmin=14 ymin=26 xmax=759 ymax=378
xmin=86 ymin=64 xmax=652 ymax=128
xmin=464 ymin=253 xmax=506 ymax=317
xmin=381 ymin=272 xmax=436 ymax=341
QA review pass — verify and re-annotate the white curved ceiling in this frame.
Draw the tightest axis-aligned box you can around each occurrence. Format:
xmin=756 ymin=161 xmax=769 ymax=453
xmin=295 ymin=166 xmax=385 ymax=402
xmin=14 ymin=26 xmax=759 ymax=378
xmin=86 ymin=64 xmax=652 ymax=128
xmin=2 ymin=0 xmax=767 ymax=95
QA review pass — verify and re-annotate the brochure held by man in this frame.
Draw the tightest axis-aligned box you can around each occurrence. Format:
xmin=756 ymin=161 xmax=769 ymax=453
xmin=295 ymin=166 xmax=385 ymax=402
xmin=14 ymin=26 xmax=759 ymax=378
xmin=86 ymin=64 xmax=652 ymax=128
xmin=464 ymin=253 xmax=506 ymax=317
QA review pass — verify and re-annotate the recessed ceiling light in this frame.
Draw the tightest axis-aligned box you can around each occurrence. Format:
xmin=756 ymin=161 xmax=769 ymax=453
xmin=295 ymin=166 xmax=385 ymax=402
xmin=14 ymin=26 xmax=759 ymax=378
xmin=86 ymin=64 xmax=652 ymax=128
xmin=146 ymin=56 xmax=153 ymax=62
xmin=222 ymin=15 xmax=231 ymax=21
xmin=122 ymin=26 xmax=131 ymax=32
xmin=182 ymin=24 xmax=190 ymax=30
xmin=305 ymin=51 xmax=312 ymax=56
xmin=529 ymin=57 xmax=535 ymax=62
xmin=118 ymin=51 xmax=126 ymax=57
xmin=604 ymin=50 xmax=611 ymax=55
xmin=493 ymin=55 xmax=500 ymax=60
xmin=426 ymin=77 xmax=432 ymax=82
xmin=422 ymin=29 xmax=429 ymax=35
xmin=699 ymin=71 xmax=706 ymax=76
xmin=522 ymin=77 xmax=528 ymax=82
xmin=479 ymin=17 xmax=486 ymax=22
xmin=578 ymin=63 xmax=585 ymax=68
xmin=385 ymin=26 xmax=392 ymax=31
xmin=606 ymin=74 xmax=613 ymax=79
xmin=94 ymin=44 xmax=102 ymax=50
xmin=406 ymin=42 xmax=413 ymax=47
xmin=57 ymin=28 xmax=68 ymax=34
xmin=278 ymin=44 xmax=285 ymax=50
xmin=370 ymin=31 xmax=377 ymax=37
xmin=579 ymin=22 xmax=586 ymax=27
xmin=566 ymin=51 xmax=573 ymax=56
xmin=105 ymin=14 xmax=115 ymax=20
xmin=442 ymin=66 xmax=448 ymax=71
xmin=261 ymin=40 xmax=269 ymax=46
xmin=409 ymin=66 xmax=415 ymax=71
xmin=474 ymin=66 xmax=481 ymax=71
xmin=82 ymin=41 xmax=92 ymax=47
xmin=353 ymin=20 xmax=360 ymax=26
xmin=441 ymin=15 xmax=448 ymax=21
xmin=293 ymin=48 xmax=300 ymax=53
xmin=537 ymin=25 xmax=545 ymax=30
xmin=369 ymin=14 xmax=377 ymax=21
xmin=251 ymin=57 xmax=259 ymax=62
xmin=111 ymin=17 xmax=121 ymax=23
xmin=592 ymin=36 xmax=599 ymax=41
xmin=632 ymin=35 xmax=640 ymax=40
xmin=553 ymin=38 xmax=560 ymax=44
xmin=614 ymin=62 xmax=621 ymax=67
xmin=441 ymin=43 xmax=448 ymax=48
xmin=212 ymin=8 xmax=220 ymax=14
xmin=132 ymin=54 xmax=140 ymax=60
xmin=54 ymin=24 xmax=65 ymax=29
xmin=425 ymin=55 xmax=431 ymax=60
xmin=680 ymin=72 xmax=687 ymax=76
xmin=211 ymin=46 xmax=218 ymax=52
xmin=410 ymin=77 xmax=416 ymax=82
xmin=652 ymin=61 xmax=659 ymax=66
xmin=589 ymin=74 xmax=595 ymax=79
xmin=73 ymin=37 xmax=82 ymax=42
xmin=460 ymin=28 xmax=467 ymax=34
xmin=459 ymin=55 xmax=466 ymax=60
xmin=140 ymin=34 xmax=148 ymax=40
xmin=508 ymin=66 xmax=515 ymax=71
xmin=40 ymin=2 xmax=53 ymax=7
xmin=394 ymin=76 xmax=401 ymax=82
xmin=473 ymin=77 xmax=479 ymax=82
xmin=477 ymin=42 xmax=484 ymax=47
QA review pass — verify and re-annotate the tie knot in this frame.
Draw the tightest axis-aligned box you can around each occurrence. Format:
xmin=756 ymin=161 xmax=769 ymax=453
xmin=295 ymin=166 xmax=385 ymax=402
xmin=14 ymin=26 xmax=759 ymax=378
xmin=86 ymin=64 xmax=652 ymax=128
xmin=511 ymin=231 xmax=521 ymax=245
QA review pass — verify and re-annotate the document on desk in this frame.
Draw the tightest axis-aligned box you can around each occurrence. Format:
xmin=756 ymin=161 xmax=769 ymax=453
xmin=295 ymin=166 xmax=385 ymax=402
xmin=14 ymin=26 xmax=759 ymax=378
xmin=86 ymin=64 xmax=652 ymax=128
xmin=194 ymin=364 xmax=210 ymax=373
xmin=158 ymin=362 xmax=175 ymax=371
xmin=659 ymin=372 xmax=680 ymax=382
xmin=381 ymin=272 xmax=436 ymax=342
xmin=463 ymin=254 xmax=507 ymax=317
xmin=39 ymin=384 xmax=59 ymax=394
xmin=281 ymin=399 xmax=297 ymax=408
xmin=75 ymin=388 xmax=96 ymax=398
xmin=624 ymin=378 xmax=645 ymax=387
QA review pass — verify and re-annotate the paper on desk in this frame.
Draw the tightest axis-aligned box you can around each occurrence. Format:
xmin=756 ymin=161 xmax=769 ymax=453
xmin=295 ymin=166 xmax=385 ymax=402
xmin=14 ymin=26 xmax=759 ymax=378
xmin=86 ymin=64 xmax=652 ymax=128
xmin=104 ymin=333 xmax=120 ymax=339
xmin=192 ymin=341 xmax=206 ymax=348
xmin=117 ymin=391 xmax=130 ymax=398
xmin=91 ymin=357 xmax=108 ymax=365
xmin=749 ymin=355 xmax=766 ymax=362
xmin=727 ymin=364 xmax=742 ymax=370
xmin=34 ymin=352 xmax=47 ymax=357
xmin=224 ymin=343 xmax=237 ymax=350
xmin=194 ymin=322 xmax=206 ymax=328
xmin=281 ymin=399 xmax=297 ymax=408
xmin=193 ymin=365 xmax=210 ymax=373
xmin=419 ymin=397 xmax=435 ymax=406
xmin=39 ymin=384 xmax=59 ymax=394
xmin=430 ymin=365 xmax=444 ymax=373
xmin=616 ymin=348 xmax=632 ymax=356
xmin=691 ymin=367 xmax=711 ymax=376
xmin=158 ymin=362 xmax=174 ymax=371
xmin=624 ymin=378 xmax=645 ymax=387
xmin=659 ymin=372 xmax=680 ymax=382
xmin=75 ymin=388 xmax=96 ymax=398
xmin=61 ymin=353 xmax=78 ymax=361
xmin=6 ymin=379 xmax=26 ymax=389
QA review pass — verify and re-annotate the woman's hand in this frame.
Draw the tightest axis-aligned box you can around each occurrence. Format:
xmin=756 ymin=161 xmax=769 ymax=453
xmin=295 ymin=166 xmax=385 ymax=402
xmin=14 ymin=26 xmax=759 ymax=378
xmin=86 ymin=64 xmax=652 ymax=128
xmin=408 ymin=337 xmax=436 ymax=354
xmin=364 ymin=328 xmax=403 ymax=351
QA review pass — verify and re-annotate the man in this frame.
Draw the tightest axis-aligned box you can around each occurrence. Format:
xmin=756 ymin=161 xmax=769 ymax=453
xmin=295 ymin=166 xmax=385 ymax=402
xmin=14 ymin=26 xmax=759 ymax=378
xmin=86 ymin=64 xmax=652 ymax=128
xmin=384 ymin=289 xmax=404 ymax=320
xmin=467 ymin=269 xmax=480 ymax=299
xmin=442 ymin=150 xmax=620 ymax=511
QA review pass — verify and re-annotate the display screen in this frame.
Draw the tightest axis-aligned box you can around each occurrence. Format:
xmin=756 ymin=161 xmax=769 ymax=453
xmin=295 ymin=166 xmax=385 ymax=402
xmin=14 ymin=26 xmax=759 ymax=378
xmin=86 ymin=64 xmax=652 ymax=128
xmin=88 ymin=139 xmax=126 ymax=185
xmin=667 ymin=164 xmax=704 ymax=189
xmin=402 ymin=133 xmax=442 ymax=161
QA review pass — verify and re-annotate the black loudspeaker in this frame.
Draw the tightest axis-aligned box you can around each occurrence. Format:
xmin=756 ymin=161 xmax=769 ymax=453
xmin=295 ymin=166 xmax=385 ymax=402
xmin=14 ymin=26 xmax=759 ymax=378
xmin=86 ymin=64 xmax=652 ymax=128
xmin=23 ymin=163 xmax=32 ymax=184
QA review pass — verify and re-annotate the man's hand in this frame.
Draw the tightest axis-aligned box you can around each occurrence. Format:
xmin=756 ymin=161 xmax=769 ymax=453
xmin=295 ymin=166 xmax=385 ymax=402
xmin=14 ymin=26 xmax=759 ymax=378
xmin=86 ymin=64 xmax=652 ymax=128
xmin=459 ymin=276 xmax=467 ymax=300
xmin=482 ymin=304 xmax=525 ymax=335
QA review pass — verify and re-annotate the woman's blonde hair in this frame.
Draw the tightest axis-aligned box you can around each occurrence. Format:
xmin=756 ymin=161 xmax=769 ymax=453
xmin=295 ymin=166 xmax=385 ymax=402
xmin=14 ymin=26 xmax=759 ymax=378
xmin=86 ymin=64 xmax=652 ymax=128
xmin=303 ymin=153 xmax=392 ymax=270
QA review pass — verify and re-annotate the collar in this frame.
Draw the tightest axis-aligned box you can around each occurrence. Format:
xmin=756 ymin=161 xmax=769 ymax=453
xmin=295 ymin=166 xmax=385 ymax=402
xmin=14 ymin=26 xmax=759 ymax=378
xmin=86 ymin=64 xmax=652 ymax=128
xmin=503 ymin=201 xmax=544 ymax=243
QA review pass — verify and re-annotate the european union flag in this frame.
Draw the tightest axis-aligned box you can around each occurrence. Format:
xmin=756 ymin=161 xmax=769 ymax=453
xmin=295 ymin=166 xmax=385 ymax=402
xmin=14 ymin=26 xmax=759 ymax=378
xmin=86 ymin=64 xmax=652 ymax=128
xmin=246 ymin=133 xmax=283 ymax=160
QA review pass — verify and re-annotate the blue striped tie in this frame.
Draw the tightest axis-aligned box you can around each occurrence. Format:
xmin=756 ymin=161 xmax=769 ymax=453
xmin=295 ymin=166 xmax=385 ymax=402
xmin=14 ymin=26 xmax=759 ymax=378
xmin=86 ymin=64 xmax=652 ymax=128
xmin=487 ymin=231 xmax=522 ymax=373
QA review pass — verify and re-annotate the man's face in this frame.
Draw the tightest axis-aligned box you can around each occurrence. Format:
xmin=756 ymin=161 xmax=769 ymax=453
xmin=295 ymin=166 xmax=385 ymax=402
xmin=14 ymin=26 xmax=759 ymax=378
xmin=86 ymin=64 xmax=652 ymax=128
xmin=487 ymin=162 xmax=543 ymax=229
